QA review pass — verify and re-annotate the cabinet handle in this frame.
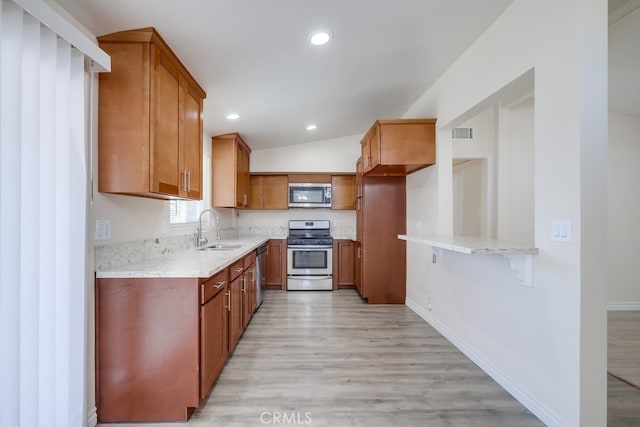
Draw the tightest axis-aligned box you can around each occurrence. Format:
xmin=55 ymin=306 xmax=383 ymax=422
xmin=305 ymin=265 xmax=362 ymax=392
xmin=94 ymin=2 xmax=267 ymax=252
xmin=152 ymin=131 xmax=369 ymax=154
xmin=225 ymin=291 xmax=230 ymax=311
xmin=358 ymin=247 xmax=362 ymax=259
xmin=241 ymin=277 xmax=246 ymax=292
xmin=187 ymin=170 xmax=191 ymax=192
xmin=234 ymin=267 xmax=243 ymax=273
xmin=214 ymin=281 xmax=225 ymax=289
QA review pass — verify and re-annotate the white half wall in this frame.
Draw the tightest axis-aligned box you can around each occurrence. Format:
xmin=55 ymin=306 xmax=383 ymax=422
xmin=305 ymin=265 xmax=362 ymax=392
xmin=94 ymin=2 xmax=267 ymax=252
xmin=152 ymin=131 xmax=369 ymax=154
xmin=403 ymin=0 xmax=607 ymax=426
xmin=608 ymin=112 xmax=640 ymax=306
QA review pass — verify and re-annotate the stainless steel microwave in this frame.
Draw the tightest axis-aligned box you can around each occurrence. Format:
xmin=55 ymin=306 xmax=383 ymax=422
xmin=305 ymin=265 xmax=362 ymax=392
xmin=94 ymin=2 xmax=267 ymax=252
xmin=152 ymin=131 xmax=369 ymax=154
xmin=288 ymin=183 xmax=332 ymax=208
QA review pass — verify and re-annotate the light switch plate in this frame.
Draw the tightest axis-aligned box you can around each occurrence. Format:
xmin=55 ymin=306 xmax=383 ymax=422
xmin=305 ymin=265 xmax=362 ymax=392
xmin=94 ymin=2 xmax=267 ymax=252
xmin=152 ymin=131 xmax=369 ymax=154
xmin=95 ymin=219 xmax=111 ymax=241
xmin=551 ymin=219 xmax=571 ymax=242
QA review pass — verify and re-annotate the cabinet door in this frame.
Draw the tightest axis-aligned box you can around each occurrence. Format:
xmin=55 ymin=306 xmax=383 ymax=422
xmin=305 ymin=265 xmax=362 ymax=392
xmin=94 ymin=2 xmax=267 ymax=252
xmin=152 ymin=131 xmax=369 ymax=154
xmin=181 ymin=81 xmax=203 ymax=200
xmin=242 ymin=262 xmax=256 ymax=329
xmin=248 ymin=175 xmax=263 ymax=209
xmin=361 ymin=137 xmax=371 ymax=172
xmin=354 ymin=241 xmax=362 ymax=296
xmin=266 ymin=239 xmax=286 ymax=290
xmin=262 ymin=176 xmax=288 ymax=209
xmin=369 ymin=124 xmax=380 ymax=169
xmin=336 ymin=240 xmax=355 ymax=287
xmin=331 ymin=175 xmax=356 ymax=210
xmin=151 ymin=46 xmax=181 ymax=196
xmin=248 ymin=175 xmax=288 ymax=209
xmin=356 ymin=161 xmax=363 ymax=243
xmin=228 ymin=275 xmax=243 ymax=352
xmin=211 ymin=136 xmax=236 ymax=207
xmin=360 ymin=176 xmax=406 ymax=303
xmin=200 ymin=285 xmax=228 ymax=399
xmin=235 ymin=143 xmax=250 ymax=208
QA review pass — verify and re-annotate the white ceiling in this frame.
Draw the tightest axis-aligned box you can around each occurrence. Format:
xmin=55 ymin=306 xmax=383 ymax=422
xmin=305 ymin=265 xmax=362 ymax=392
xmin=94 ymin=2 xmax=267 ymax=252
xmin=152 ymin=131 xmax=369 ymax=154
xmin=54 ymin=0 xmax=514 ymax=150
xmin=54 ymin=0 xmax=639 ymax=150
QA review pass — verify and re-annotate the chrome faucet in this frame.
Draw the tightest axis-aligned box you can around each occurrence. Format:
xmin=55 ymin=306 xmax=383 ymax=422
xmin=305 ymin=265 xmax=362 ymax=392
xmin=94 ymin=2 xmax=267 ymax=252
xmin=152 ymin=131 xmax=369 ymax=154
xmin=197 ymin=209 xmax=221 ymax=248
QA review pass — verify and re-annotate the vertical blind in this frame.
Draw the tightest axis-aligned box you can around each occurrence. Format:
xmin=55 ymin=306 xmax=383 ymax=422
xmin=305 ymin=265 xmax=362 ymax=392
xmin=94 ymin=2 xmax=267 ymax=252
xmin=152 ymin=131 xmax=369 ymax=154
xmin=0 ymin=1 xmax=107 ymax=426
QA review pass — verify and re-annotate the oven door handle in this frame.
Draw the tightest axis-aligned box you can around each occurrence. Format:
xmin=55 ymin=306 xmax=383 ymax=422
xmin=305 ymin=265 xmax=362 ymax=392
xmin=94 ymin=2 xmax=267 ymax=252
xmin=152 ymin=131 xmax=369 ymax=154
xmin=287 ymin=245 xmax=333 ymax=250
xmin=287 ymin=275 xmax=333 ymax=280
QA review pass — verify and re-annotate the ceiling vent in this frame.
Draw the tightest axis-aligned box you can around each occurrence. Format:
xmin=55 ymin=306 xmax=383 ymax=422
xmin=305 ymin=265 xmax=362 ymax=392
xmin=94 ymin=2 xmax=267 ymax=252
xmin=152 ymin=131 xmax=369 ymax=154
xmin=452 ymin=127 xmax=473 ymax=139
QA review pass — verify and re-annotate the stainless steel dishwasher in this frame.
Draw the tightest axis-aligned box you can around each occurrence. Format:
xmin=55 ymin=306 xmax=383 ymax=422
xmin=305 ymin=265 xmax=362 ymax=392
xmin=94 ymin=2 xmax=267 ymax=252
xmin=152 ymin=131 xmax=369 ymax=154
xmin=255 ymin=243 xmax=267 ymax=309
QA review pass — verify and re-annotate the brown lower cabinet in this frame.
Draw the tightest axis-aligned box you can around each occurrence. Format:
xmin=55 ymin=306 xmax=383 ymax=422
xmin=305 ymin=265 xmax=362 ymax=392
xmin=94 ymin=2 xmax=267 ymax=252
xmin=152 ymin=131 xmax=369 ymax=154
xmin=96 ymin=277 xmax=200 ymax=422
xmin=96 ymin=252 xmax=258 ymax=423
xmin=242 ymin=253 xmax=257 ymax=330
xmin=228 ymin=273 xmax=244 ymax=351
xmin=266 ymin=239 xmax=287 ymax=290
xmin=354 ymin=241 xmax=362 ymax=295
xmin=200 ymin=271 xmax=228 ymax=399
xmin=227 ymin=257 xmax=246 ymax=352
xmin=333 ymin=239 xmax=355 ymax=289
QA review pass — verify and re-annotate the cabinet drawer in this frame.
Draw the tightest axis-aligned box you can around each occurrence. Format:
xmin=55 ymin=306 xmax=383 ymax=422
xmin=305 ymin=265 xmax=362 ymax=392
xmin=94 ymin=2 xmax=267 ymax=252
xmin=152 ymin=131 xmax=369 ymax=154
xmin=201 ymin=269 xmax=228 ymax=304
xmin=243 ymin=251 xmax=256 ymax=268
xmin=229 ymin=258 xmax=245 ymax=281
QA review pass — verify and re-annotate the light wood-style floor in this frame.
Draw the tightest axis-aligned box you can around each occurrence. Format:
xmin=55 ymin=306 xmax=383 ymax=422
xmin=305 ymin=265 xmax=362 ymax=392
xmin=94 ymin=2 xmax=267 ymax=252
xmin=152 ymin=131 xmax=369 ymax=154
xmin=190 ymin=289 xmax=542 ymax=427
xmin=608 ymin=311 xmax=640 ymax=388
xmin=607 ymin=310 xmax=640 ymax=426
xmin=98 ymin=290 xmax=640 ymax=426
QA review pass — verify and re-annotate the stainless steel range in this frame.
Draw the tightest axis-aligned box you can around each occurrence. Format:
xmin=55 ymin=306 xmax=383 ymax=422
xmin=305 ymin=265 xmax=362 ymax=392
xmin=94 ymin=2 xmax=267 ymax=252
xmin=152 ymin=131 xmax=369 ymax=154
xmin=287 ymin=220 xmax=333 ymax=290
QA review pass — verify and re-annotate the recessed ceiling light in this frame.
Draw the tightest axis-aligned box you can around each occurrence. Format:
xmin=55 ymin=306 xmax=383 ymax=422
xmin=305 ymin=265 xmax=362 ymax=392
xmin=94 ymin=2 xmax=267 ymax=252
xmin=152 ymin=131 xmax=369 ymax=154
xmin=306 ymin=124 xmax=317 ymax=131
xmin=225 ymin=113 xmax=239 ymax=120
xmin=309 ymin=31 xmax=331 ymax=46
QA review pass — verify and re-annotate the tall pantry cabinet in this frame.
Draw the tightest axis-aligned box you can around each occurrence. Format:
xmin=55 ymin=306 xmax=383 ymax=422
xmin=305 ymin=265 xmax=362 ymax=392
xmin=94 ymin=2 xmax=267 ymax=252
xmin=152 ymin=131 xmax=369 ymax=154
xmin=355 ymin=119 xmax=436 ymax=304
xmin=355 ymin=171 xmax=407 ymax=304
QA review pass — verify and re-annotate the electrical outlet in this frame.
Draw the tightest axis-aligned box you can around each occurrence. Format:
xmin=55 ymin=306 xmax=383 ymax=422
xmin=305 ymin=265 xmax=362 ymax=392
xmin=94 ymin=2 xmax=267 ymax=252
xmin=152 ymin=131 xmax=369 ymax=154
xmin=95 ymin=219 xmax=111 ymax=241
xmin=426 ymin=293 xmax=433 ymax=312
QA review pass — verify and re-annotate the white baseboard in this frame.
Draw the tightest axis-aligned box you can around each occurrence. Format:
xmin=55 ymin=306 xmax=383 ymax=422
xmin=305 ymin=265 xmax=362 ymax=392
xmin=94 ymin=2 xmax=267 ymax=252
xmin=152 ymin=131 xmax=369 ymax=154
xmin=405 ymin=297 xmax=567 ymax=427
xmin=608 ymin=302 xmax=640 ymax=311
xmin=87 ymin=406 xmax=97 ymax=427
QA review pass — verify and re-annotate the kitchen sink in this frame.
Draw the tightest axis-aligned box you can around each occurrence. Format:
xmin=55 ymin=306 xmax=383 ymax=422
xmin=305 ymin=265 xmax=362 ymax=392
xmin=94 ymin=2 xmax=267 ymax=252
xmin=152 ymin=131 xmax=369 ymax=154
xmin=197 ymin=243 xmax=243 ymax=251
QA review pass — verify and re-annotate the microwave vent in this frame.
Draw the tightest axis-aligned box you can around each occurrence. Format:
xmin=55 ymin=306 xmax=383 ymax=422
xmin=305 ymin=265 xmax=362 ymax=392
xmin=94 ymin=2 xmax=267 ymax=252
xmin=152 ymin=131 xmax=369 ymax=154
xmin=452 ymin=127 xmax=473 ymax=139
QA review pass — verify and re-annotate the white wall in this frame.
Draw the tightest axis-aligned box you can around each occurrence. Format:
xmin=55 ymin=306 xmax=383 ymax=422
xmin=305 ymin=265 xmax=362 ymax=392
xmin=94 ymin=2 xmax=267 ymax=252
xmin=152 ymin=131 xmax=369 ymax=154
xmin=608 ymin=112 xmax=640 ymax=307
xmin=403 ymin=1 xmax=607 ymax=426
xmin=497 ymin=96 xmax=535 ymax=244
xmin=250 ymin=134 xmax=361 ymax=172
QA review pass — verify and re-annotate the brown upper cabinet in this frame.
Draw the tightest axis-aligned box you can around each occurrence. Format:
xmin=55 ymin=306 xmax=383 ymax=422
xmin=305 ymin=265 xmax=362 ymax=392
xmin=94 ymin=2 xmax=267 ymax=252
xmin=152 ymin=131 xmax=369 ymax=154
xmin=97 ymin=28 xmax=205 ymax=200
xmin=287 ymin=173 xmax=332 ymax=183
xmin=331 ymin=175 xmax=356 ymax=210
xmin=361 ymin=119 xmax=436 ymax=176
xmin=249 ymin=175 xmax=288 ymax=210
xmin=211 ymin=133 xmax=251 ymax=208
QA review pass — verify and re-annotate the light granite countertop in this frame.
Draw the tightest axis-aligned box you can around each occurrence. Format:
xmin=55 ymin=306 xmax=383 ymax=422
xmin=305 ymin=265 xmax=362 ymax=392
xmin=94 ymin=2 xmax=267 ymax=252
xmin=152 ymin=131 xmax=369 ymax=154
xmin=398 ymin=234 xmax=538 ymax=255
xmin=96 ymin=236 xmax=269 ymax=279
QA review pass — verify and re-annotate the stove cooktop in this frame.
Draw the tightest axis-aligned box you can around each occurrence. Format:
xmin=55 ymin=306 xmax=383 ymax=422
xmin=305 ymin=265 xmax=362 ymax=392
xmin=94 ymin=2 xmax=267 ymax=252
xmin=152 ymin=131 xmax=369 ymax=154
xmin=287 ymin=220 xmax=332 ymax=246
